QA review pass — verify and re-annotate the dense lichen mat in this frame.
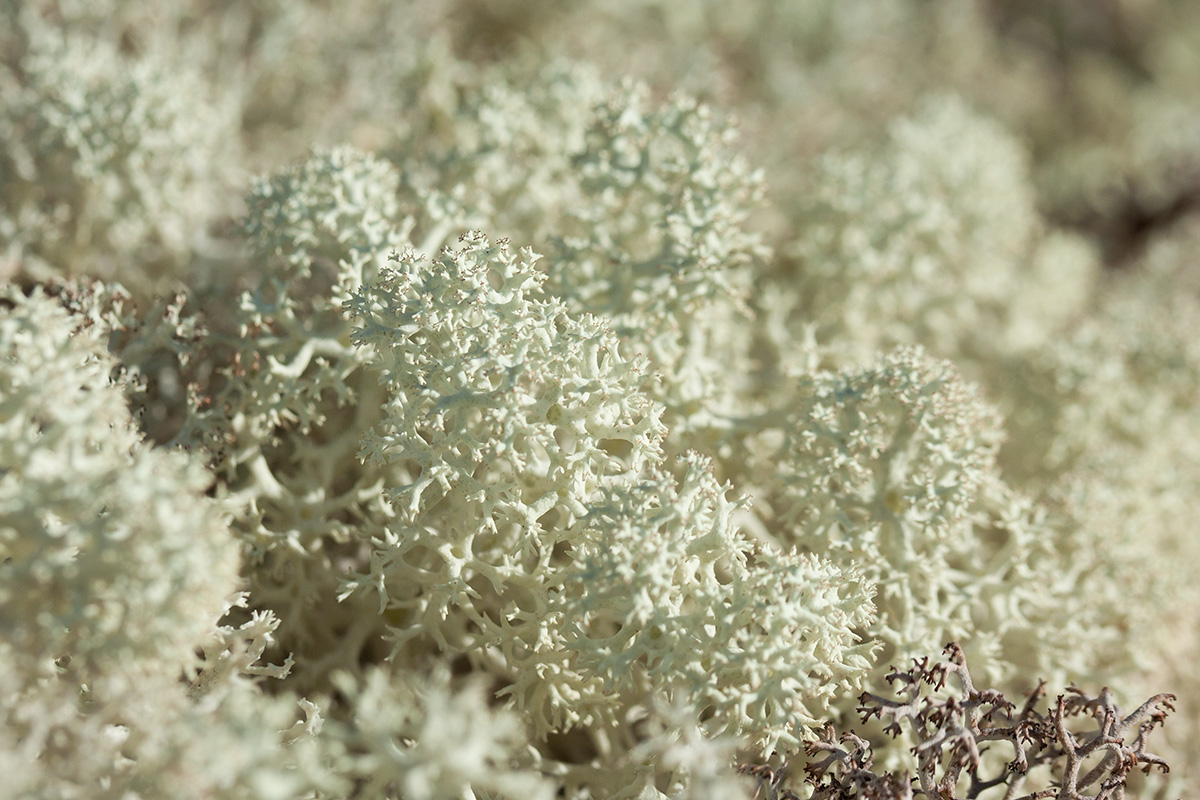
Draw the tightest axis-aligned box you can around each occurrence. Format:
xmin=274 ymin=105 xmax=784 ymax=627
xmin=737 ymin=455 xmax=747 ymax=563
xmin=2 ymin=2 xmax=1198 ymax=797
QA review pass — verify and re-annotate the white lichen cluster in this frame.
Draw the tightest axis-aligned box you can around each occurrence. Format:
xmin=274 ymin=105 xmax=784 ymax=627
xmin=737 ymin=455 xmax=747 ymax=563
xmin=3 ymin=1 xmax=1200 ymax=798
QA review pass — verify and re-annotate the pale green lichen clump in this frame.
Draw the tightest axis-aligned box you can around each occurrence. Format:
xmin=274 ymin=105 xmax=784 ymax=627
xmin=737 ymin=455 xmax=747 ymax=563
xmin=2 ymin=2 xmax=1199 ymax=798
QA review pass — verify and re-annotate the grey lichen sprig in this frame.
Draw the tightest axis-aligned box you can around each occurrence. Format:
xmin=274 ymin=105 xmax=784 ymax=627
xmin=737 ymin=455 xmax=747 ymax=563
xmin=759 ymin=643 xmax=1175 ymax=800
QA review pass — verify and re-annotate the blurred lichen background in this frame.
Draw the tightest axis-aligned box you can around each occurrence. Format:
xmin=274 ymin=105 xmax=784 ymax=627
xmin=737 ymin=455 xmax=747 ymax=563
xmin=2 ymin=2 xmax=1199 ymax=798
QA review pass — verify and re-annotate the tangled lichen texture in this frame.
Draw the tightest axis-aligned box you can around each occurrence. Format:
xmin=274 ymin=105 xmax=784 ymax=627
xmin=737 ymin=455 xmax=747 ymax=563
xmin=3 ymin=1 xmax=1199 ymax=798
